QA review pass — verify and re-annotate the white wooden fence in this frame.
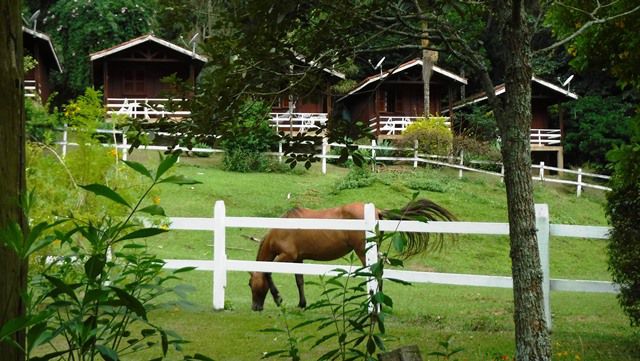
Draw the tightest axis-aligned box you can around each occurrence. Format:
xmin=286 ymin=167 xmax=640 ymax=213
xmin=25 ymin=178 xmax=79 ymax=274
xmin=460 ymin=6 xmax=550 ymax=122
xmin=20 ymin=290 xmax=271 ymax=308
xmin=162 ymin=201 xmax=615 ymax=329
xmin=56 ymin=127 xmax=611 ymax=196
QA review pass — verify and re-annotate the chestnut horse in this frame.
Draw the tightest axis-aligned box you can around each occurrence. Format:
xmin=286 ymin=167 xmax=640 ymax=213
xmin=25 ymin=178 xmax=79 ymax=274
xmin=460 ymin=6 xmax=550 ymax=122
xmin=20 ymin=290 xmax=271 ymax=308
xmin=249 ymin=198 xmax=456 ymax=311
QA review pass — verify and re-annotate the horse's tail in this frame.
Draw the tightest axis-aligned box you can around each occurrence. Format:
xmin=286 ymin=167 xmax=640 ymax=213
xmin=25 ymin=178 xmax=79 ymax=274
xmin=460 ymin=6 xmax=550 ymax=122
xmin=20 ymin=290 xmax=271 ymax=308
xmin=379 ymin=198 xmax=457 ymax=257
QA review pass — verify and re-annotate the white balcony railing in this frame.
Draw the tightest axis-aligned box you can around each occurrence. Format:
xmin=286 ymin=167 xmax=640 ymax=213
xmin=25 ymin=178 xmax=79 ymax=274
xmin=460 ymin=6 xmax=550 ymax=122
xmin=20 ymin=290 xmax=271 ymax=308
xmin=24 ymin=80 xmax=37 ymax=98
xmin=270 ymin=112 xmax=328 ymax=133
xmin=369 ymin=116 xmax=451 ymax=135
xmin=530 ymin=128 xmax=561 ymax=146
xmin=106 ymin=98 xmax=191 ymax=120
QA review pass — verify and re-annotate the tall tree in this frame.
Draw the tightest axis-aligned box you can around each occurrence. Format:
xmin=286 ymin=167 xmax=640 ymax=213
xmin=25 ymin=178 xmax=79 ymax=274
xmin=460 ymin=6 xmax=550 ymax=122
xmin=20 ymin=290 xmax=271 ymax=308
xmin=0 ymin=0 xmax=27 ymax=360
xmin=197 ymin=1 xmax=639 ymax=359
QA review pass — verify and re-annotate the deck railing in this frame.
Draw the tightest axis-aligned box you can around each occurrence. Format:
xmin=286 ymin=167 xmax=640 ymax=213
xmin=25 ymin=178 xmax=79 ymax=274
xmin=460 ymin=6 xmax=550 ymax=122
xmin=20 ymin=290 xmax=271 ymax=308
xmin=369 ymin=116 xmax=451 ymax=135
xmin=106 ymin=98 xmax=191 ymax=120
xmin=269 ymin=112 xmax=328 ymax=133
xmin=530 ymin=128 xmax=562 ymax=146
xmin=24 ymin=80 xmax=37 ymax=98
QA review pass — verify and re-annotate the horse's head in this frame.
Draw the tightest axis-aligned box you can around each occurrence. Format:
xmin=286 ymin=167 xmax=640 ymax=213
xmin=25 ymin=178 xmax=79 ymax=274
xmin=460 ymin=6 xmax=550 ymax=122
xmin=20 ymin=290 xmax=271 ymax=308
xmin=249 ymin=272 xmax=268 ymax=311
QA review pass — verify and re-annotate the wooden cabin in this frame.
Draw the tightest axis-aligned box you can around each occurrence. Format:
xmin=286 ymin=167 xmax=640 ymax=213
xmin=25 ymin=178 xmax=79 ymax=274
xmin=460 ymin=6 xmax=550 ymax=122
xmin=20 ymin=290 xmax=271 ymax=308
xmin=90 ymin=35 xmax=207 ymax=120
xmin=337 ymin=58 xmax=467 ymax=137
xmin=270 ymin=65 xmax=346 ymax=134
xmin=453 ymin=76 xmax=578 ymax=168
xmin=23 ymin=27 xmax=62 ymax=103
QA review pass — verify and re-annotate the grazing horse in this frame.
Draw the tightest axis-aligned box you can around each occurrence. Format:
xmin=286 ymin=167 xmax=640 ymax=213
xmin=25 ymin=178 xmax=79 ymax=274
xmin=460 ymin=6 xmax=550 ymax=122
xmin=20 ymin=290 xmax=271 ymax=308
xmin=249 ymin=198 xmax=456 ymax=311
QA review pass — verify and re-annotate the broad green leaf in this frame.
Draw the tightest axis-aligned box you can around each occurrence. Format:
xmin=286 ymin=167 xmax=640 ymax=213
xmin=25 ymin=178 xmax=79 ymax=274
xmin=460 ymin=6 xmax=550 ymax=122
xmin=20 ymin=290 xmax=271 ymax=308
xmin=96 ymin=344 xmax=119 ymax=361
xmin=137 ymin=205 xmax=166 ymax=216
xmin=155 ymin=153 xmax=179 ymax=181
xmin=30 ymin=350 xmax=72 ymax=361
xmin=110 ymin=286 xmax=147 ymax=320
xmin=123 ymin=160 xmax=153 ymax=179
xmin=186 ymin=353 xmax=215 ymax=361
xmin=84 ymin=254 xmax=106 ymax=280
xmin=80 ymin=184 xmax=130 ymax=209
xmin=392 ymin=233 xmax=406 ymax=253
xmin=158 ymin=175 xmax=202 ymax=185
xmin=172 ymin=266 xmax=197 ymax=274
xmin=116 ymin=228 xmax=167 ymax=243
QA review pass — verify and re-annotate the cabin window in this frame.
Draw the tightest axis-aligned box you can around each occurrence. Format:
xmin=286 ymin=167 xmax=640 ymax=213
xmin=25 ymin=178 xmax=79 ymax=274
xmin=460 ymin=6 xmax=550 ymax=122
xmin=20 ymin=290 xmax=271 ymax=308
xmin=123 ymin=69 xmax=145 ymax=95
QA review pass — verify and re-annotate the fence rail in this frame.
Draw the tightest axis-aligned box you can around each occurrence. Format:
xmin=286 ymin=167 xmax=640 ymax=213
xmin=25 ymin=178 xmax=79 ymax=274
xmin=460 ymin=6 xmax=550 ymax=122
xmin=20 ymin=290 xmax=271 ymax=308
xmin=55 ymin=127 xmax=611 ymax=196
xmin=162 ymin=201 xmax=615 ymax=330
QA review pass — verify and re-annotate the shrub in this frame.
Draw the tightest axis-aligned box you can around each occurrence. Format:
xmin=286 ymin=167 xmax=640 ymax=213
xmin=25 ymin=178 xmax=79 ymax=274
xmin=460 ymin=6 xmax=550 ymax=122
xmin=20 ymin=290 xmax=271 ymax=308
xmin=399 ymin=117 xmax=453 ymax=156
xmin=25 ymin=97 xmax=61 ymax=144
xmin=220 ymin=100 xmax=279 ymax=172
xmin=605 ymin=115 xmax=640 ymax=327
xmin=457 ymin=104 xmax=499 ymax=142
xmin=564 ymin=95 xmax=633 ymax=172
xmin=333 ymin=166 xmax=375 ymax=192
xmin=453 ymin=135 xmax=502 ymax=172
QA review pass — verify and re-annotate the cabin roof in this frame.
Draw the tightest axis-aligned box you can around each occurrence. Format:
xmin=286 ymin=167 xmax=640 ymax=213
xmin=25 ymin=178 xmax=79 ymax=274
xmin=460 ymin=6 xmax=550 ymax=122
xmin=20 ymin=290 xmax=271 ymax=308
xmin=452 ymin=76 xmax=578 ymax=111
xmin=293 ymin=54 xmax=346 ymax=80
xmin=338 ymin=58 xmax=467 ymax=102
xmin=89 ymin=34 xmax=208 ymax=63
xmin=23 ymin=27 xmax=62 ymax=72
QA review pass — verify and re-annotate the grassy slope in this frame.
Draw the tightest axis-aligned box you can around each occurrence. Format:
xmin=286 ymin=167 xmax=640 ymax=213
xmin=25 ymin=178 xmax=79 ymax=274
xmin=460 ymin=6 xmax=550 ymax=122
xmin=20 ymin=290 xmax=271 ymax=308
xmin=125 ymin=153 xmax=636 ymax=361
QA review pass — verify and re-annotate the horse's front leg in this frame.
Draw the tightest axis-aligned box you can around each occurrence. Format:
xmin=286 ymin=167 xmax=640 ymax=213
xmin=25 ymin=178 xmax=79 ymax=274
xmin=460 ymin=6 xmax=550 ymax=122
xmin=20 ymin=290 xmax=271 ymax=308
xmin=265 ymin=273 xmax=282 ymax=306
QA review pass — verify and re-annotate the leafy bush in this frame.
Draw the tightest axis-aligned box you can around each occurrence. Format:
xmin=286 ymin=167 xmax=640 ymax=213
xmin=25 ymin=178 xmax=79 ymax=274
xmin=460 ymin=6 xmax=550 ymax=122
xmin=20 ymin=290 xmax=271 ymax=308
xmin=25 ymin=97 xmax=61 ymax=144
xmin=220 ymin=101 xmax=279 ymax=172
xmin=399 ymin=117 xmax=453 ymax=156
xmin=564 ymin=95 xmax=633 ymax=172
xmin=0 ymin=154 xmax=212 ymax=361
xmin=457 ymin=104 xmax=499 ymax=142
xmin=606 ymin=115 xmax=640 ymax=327
xmin=453 ymin=136 xmax=502 ymax=172
xmin=333 ymin=166 xmax=375 ymax=192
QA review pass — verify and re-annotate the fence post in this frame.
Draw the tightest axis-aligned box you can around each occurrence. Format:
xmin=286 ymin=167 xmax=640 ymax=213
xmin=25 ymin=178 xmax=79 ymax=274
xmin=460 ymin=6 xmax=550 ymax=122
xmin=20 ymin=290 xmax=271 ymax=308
xmin=364 ymin=203 xmax=379 ymax=313
xmin=458 ymin=150 xmax=464 ymax=179
xmin=213 ymin=200 xmax=227 ymax=310
xmin=539 ymin=161 xmax=545 ymax=181
xmin=62 ymin=123 xmax=68 ymax=158
xmin=122 ymin=131 xmax=128 ymax=161
xmin=535 ymin=204 xmax=552 ymax=330
xmin=577 ymin=168 xmax=583 ymax=197
xmin=321 ymin=138 xmax=328 ymax=175
xmin=500 ymin=163 xmax=504 ymax=183
xmin=278 ymin=141 xmax=283 ymax=163
xmin=413 ymin=140 xmax=418 ymax=168
xmin=371 ymin=139 xmax=377 ymax=172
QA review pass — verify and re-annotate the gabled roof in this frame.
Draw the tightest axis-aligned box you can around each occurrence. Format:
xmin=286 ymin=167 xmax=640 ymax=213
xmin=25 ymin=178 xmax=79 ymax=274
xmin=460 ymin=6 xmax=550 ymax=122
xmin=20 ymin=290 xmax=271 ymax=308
xmin=90 ymin=34 xmax=207 ymax=63
xmin=23 ymin=27 xmax=62 ymax=72
xmin=338 ymin=58 xmax=467 ymax=101
xmin=294 ymin=54 xmax=346 ymax=80
xmin=452 ymin=76 xmax=578 ymax=111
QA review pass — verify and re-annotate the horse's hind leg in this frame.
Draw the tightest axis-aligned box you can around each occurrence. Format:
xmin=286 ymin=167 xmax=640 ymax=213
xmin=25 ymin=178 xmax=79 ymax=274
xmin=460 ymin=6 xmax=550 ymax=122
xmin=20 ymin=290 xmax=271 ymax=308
xmin=295 ymin=272 xmax=306 ymax=308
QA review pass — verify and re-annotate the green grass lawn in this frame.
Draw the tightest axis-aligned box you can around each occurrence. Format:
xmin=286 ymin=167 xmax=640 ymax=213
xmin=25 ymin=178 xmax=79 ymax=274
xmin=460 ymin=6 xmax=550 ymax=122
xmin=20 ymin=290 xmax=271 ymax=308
xmin=46 ymin=150 xmax=640 ymax=360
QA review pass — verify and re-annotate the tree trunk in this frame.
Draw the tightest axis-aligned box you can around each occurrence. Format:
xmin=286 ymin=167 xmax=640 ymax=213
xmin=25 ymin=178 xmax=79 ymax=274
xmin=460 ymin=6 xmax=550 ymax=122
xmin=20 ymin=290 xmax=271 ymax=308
xmin=490 ymin=1 xmax=551 ymax=360
xmin=0 ymin=1 xmax=28 ymax=360
xmin=420 ymin=21 xmax=437 ymax=116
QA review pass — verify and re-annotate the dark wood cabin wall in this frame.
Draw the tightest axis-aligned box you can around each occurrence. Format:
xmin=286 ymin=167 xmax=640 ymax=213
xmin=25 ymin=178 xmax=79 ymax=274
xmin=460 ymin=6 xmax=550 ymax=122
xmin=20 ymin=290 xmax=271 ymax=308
xmin=531 ymin=99 xmax=552 ymax=129
xmin=105 ymin=62 xmax=188 ymax=99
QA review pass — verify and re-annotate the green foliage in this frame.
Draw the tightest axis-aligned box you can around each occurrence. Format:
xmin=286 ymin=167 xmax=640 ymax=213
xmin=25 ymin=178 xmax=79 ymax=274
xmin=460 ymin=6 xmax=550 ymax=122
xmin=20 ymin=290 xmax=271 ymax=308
xmin=25 ymin=97 xmax=61 ymax=144
xmin=605 ymin=115 xmax=640 ymax=327
xmin=428 ymin=335 xmax=464 ymax=360
xmin=23 ymin=54 xmax=37 ymax=73
xmin=0 ymin=154 xmax=210 ymax=360
xmin=43 ymin=0 xmax=155 ymax=96
xmin=220 ymin=101 xmax=279 ymax=172
xmin=545 ymin=0 xmax=640 ymax=89
xmin=457 ymin=105 xmax=499 ymax=142
xmin=564 ymin=95 xmax=633 ymax=171
xmin=399 ymin=118 xmax=453 ymax=156
xmin=453 ymin=136 xmax=502 ymax=172
xmin=333 ymin=166 xmax=375 ymax=192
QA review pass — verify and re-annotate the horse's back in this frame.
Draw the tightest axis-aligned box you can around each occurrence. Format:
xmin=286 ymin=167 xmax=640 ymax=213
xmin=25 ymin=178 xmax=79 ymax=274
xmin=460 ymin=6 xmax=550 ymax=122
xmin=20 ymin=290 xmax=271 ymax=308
xmin=268 ymin=203 xmax=371 ymax=262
